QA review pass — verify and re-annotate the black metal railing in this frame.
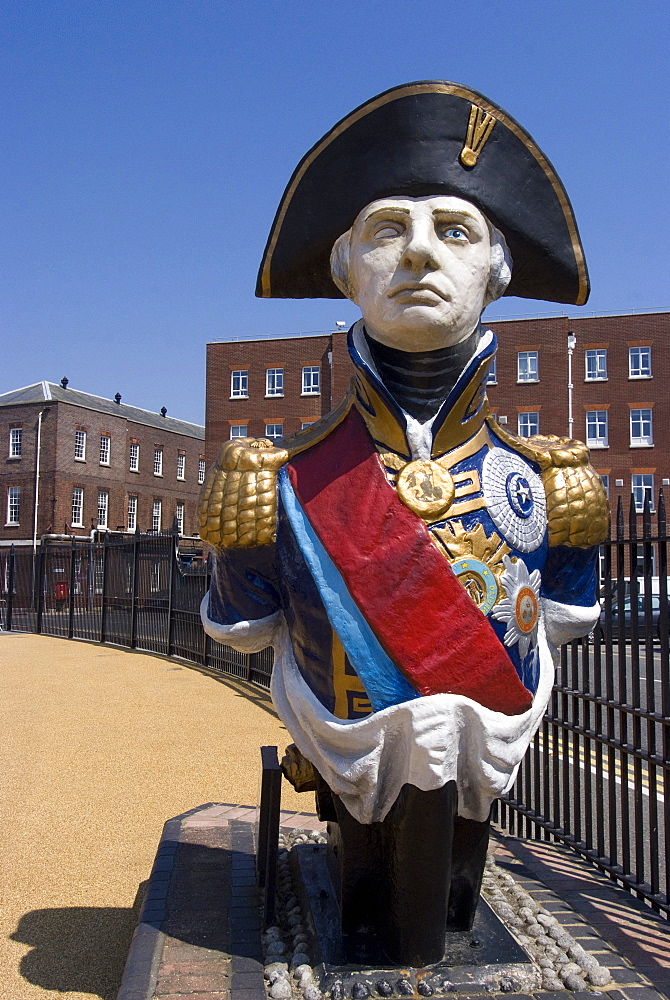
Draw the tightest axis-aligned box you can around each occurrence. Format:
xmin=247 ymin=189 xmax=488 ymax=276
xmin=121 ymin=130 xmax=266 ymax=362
xmin=2 ymin=493 xmax=669 ymax=919
xmin=496 ymin=491 xmax=670 ymax=919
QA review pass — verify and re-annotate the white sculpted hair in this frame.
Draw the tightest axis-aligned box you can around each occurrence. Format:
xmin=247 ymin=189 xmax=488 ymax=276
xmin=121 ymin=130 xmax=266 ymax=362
xmin=330 ymin=216 xmax=512 ymax=308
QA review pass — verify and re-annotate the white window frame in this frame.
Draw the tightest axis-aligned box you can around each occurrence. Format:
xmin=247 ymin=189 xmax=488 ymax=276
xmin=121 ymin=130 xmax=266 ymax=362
xmin=99 ymin=434 xmax=110 ymax=466
xmin=153 ymin=448 xmax=163 ymax=476
xmin=301 ymin=421 xmax=315 ymax=429
xmin=175 ymin=502 xmax=184 ymax=535
xmin=6 ymin=486 xmax=20 ymax=525
xmin=632 ymin=474 xmax=654 ymax=512
xmin=72 ymin=487 xmax=84 ymax=527
xmin=150 ymin=562 xmax=162 ymax=593
xmin=630 ymin=408 xmax=653 ymax=447
xmin=74 ymin=429 xmax=87 ymax=461
xmin=9 ymin=428 xmax=22 ymax=458
xmin=629 ymin=346 xmax=652 ymax=379
xmin=230 ymin=424 xmax=247 ymax=439
xmin=97 ymin=490 xmax=109 ymax=528
xmin=517 ymin=351 xmax=539 ymax=383
xmin=265 ymin=423 xmax=283 ymax=440
xmin=198 ymin=458 xmax=206 ymax=484
xmin=302 ymin=366 xmax=321 ymax=395
xmin=152 ymin=499 xmax=162 ymax=533
xmin=585 ymin=349 xmax=607 ymax=381
xmin=486 ymin=356 xmax=497 ymax=384
xmin=600 ymin=474 xmax=610 ymax=499
xmin=230 ymin=370 xmax=248 ymax=398
xmin=266 ymin=368 xmax=284 ymax=397
xmin=518 ymin=412 xmax=539 ymax=437
xmin=127 ymin=495 xmax=138 ymax=532
xmin=129 ymin=442 xmax=139 ymax=472
xmin=176 ymin=453 xmax=185 ymax=481
xmin=586 ymin=410 xmax=608 ymax=448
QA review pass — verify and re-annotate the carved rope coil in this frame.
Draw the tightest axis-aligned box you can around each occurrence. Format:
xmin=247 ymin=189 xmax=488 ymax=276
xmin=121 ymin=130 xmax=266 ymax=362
xmin=198 ymin=438 xmax=289 ymax=549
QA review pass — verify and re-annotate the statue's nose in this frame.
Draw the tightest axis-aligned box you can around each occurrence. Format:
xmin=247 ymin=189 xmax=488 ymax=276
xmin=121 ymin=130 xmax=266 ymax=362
xmin=401 ymin=222 xmax=439 ymax=271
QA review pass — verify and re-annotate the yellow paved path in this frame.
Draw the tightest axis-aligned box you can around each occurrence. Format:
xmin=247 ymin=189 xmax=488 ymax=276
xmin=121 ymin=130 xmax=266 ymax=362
xmin=0 ymin=632 xmax=304 ymax=1000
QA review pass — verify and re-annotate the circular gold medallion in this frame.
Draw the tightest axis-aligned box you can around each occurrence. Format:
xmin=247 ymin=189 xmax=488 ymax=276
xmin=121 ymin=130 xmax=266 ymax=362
xmin=515 ymin=586 xmax=539 ymax=634
xmin=396 ymin=460 xmax=455 ymax=520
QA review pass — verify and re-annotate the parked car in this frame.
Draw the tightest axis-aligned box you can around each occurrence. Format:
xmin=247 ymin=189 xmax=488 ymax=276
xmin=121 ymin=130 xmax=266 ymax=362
xmin=592 ymin=593 xmax=668 ymax=642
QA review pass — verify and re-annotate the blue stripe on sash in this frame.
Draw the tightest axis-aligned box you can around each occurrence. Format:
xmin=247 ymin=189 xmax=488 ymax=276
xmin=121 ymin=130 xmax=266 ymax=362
xmin=279 ymin=468 xmax=419 ymax=712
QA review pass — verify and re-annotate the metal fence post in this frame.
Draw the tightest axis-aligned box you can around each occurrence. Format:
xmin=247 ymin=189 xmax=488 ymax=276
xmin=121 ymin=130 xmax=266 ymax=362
xmin=258 ymin=745 xmax=282 ymax=925
xmin=67 ymin=536 xmax=76 ymax=639
xmin=167 ymin=521 xmax=178 ymax=657
xmin=36 ymin=542 xmax=45 ymax=634
xmin=100 ymin=532 xmax=109 ymax=644
xmin=6 ymin=545 xmax=15 ymax=631
xmin=129 ymin=526 xmax=140 ymax=648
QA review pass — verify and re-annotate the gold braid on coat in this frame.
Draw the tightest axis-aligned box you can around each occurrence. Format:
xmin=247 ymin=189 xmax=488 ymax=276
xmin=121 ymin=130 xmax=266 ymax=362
xmin=488 ymin=422 xmax=610 ymax=548
xmin=198 ymin=438 xmax=288 ymax=549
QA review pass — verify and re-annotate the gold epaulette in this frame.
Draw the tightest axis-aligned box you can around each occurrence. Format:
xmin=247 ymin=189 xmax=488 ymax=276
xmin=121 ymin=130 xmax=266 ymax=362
xmin=198 ymin=438 xmax=288 ymax=549
xmin=488 ymin=420 xmax=610 ymax=548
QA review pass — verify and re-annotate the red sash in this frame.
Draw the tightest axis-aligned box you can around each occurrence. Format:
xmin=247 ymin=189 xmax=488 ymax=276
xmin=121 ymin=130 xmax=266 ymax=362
xmin=287 ymin=406 xmax=533 ymax=716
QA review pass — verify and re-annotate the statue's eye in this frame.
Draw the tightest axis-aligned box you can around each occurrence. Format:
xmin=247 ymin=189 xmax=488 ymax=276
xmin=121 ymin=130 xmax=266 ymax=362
xmin=444 ymin=227 xmax=467 ymax=240
xmin=374 ymin=224 xmax=403 ymax=239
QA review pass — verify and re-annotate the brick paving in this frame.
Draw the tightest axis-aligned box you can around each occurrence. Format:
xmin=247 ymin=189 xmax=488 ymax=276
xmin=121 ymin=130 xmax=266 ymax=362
xmin=118 ymin=804 xmax=670 ymax=1000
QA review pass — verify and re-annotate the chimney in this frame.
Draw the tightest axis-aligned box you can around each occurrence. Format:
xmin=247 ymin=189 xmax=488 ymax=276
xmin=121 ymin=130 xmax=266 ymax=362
xmin=160 ymin=406 xmax=167 ymax=417
xmin=114 ymin=393 xmax=122 ymax=404
xmin=60 ymin=376 xmax=69 ymax=388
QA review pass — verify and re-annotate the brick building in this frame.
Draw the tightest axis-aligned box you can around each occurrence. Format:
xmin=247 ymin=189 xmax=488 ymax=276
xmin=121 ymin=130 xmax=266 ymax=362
xmin=205 ymin=311 xmax=669 ymax=516
xmin=1 ymin=381 xmax=205 ymax=546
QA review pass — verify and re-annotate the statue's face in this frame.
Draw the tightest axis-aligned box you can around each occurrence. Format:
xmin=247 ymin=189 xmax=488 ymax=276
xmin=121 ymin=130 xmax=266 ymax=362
xmin=347 ymin=195 xmax=492 ymax=352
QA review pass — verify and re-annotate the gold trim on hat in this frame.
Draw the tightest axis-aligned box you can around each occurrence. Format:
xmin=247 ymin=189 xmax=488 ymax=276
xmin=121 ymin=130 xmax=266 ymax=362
xmin=259 ymin=81 xmax=588 ymax=306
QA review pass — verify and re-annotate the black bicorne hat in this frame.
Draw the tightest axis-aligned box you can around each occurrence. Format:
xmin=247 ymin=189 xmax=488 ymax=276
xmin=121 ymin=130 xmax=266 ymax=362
xmin=256 ymin=81 xmax=589 ymax=305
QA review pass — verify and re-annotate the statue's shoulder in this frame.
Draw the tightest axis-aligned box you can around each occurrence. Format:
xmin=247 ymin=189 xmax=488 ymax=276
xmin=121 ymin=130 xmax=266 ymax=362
xmin=198 ymin=389 xmax=354 ymax=550
xmin=486 ymin=418 xmax=610 ymax=548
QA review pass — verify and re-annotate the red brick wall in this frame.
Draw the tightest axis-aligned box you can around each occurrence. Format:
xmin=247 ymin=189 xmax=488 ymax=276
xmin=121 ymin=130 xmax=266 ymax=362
xmin=0 ymin=400 xmax=204 ymax=542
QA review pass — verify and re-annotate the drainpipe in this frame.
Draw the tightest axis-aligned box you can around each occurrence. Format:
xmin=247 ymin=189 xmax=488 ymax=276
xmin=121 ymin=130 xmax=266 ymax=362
xmin=33 ymin=409 xmax=45 ymax=561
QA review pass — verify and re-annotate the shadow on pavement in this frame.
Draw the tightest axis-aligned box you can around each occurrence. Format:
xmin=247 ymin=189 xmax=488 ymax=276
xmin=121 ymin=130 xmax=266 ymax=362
xmin=10 ymin=881 xmax=147 ymax=1000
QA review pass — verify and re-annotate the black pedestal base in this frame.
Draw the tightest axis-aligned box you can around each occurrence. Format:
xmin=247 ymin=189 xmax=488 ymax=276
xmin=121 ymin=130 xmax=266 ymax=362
xmin=289 ymin=843 xmax=539 ymax=998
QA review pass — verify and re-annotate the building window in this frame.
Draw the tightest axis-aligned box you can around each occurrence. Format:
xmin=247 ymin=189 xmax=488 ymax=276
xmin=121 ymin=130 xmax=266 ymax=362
xmin=74 ymin=429 xmax=87 ymax=461
xmin=586 ymin=410 xmax=608 ymax=448
xmin=486 ymin=357 xmax=497 ymax=384
xmin=230 ymin=424 xmax=247 ymax=439
xmin=127 ymin=495 xmax=137 ymax=531
xmin=152 ymin=500 xmax=162 ymax=533
xmin=517 ymin=351 xmax=538 ymax=382
xmin=6 ymin=487 xmax=20 ymax=525
xmin=518 ymin=412 xmax=539 ymax=437
xmin=175 ymin=502 xmax=184 ymax=535
xmin=600 ymin=474 xmax=610 ymax=498
xmin=99 ymin=434 xmax=110 ymax=466
xmin=629 ymin=346 xmax=651 ymax=379
xmin=302 ymin=366 xmax=321 ymax=394
xmin=9 ymin=428 xmax=22 ymax=458
xmin=97 ymin=490 xmax=108 ymax=528
xmin=231 ymin=370 xmax=248 ymax=398
xmin=585 ymin=349 xmax=607 ymax=380
xmin=198 ymin=458 xmax=206 ymax=484
xmin=265 ymin=423 xmax=283 ymax=439
xmin=154 ymin=448 xmax=163 ymax=476
xmin=266 ymin=368 xmax=284 ymax=397
xmin=632 ymin=474 xmax=654 ymax=512
xmin=72 ymin=487 xmax=84 ymax=527
xmin=301 ymin=421 xmax=315 ymax=429
xmin=176 ymin=453 xmax=185 ymax=480
xmin=129 ymin=442 xmax=139 ymax=471
xmin=630 ymin=408 xmax=653 ymax=447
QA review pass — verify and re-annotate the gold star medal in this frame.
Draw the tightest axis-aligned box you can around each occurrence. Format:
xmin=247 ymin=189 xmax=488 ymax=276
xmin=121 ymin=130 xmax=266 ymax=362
xmin=396 ymin=459 xmax=455 ymax=520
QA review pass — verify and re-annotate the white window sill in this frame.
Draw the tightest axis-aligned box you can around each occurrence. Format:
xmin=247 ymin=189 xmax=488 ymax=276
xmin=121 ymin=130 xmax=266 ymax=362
xmin=516 ymin=379 xmax=539 ymax=384
xmin=4 ymin=522 xmax=19 ymax=528
xmin=7 ymin=456 xmax=22 ymax=461
xmin=99 ymin=461 xmax=110 ymax=467
xmin=265 ymin=393 xmax=284 ymax=399
xmin=485 ymin=380 xmax=497 ymax=386
xmin=628 ymin=375 xmax=652 ymax=380
xmin=154 ymin=473 xmax=163 ymax=477
xmin=630 ymin=442 xmax=654 ymax=448
xmin=71 ymin=523 xmax=85 ymax=529
xmin=585 ymin=377 xmax=608 ymax=382
xmin=587 ymin=442 xmax=609 ymax=449
xmin=301 ymin=391 xmax=321 ymax=397
xmin=230 ymin=395 xmax=249 ymax=400
xmin=74 ymin=457 xmax=86 ymax=463
xmin=177 ymin=478 xmax=185 ymax=483
xmin=129 ymin=468 xmax=140 ymax=473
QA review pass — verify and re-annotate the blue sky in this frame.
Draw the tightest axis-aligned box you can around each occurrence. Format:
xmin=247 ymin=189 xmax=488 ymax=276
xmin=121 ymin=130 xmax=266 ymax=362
xmin=2 ymin=0 xmax=668 ymax=424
